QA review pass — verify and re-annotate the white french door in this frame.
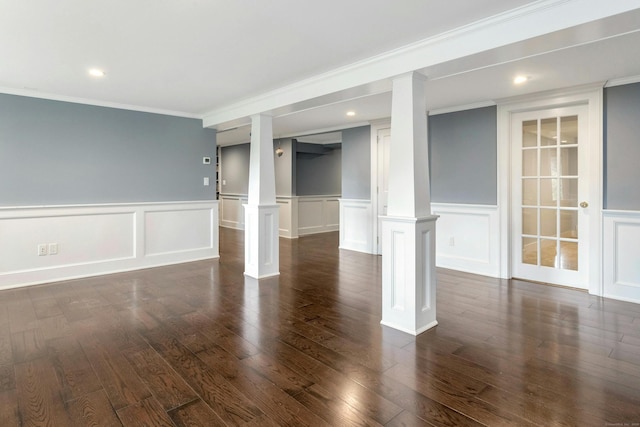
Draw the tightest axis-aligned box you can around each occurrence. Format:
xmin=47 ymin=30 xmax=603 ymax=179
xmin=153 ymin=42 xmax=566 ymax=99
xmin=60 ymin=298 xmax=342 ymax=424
xmin=511 ymin=105 xmax=590 ymax=288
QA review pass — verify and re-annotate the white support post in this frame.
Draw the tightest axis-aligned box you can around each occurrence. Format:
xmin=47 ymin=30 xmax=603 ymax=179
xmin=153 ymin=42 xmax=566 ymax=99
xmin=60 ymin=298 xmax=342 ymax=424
xmin=244 ymin=113 xmax=279 ymax=279
xmin=380 ymin=72 xmax=438 ymax=335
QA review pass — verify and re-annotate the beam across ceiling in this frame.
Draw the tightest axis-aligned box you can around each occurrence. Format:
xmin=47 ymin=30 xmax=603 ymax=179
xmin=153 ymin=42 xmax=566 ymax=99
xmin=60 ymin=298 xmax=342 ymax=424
xmin=202 ymin=0 xmax=640 ymax=130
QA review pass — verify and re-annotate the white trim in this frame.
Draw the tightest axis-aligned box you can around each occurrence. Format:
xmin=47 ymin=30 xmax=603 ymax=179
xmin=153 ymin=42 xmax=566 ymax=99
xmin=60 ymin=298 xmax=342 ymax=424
xmin=428 ymin=101 xmax=497 ymax=116
xmin=0 ymin=201 xmax=219 ymax=289
xmin=497 ymin=85 xmax=603 ymax=294
xmin=431 ymin=203 xmax=500 ymax=277
xmin=339 ymin=199 xmax=373 ymax=253
xmin=603 ymin=210 xmax=640 ymax=304
xmin=297 ymin=196 xmax=340 ymax=236
xmin=0 ymin=86 xmax=201 ymax=119
xmin=605 ymin=75 xmax=640 ymax=88
xmin=219 ymin=194 xmax=340 ymax=237
xmin=276 ymin=122 xmax=371 ymax=140
xmin=370 ymin=120 xmax=391 ymax=255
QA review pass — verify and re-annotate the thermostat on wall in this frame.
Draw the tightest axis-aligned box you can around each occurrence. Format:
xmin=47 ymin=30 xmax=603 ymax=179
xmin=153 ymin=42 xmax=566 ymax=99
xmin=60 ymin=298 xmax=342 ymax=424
xmin=203 ymin=157 xmax=211 ymax=164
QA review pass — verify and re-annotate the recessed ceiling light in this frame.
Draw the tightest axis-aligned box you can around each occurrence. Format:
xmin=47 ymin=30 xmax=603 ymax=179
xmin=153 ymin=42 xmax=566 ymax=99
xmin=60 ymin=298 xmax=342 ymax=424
xmin=88 ymin=68 xmax=106 ymax=77
xmin=346 ymin=111 xmax=356 ymax=116
xmin=513 ymin=75 xmax=529 ymax=85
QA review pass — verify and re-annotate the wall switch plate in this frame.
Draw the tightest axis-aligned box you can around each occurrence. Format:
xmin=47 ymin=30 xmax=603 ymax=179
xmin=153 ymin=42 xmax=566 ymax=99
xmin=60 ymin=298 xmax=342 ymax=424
xmin=204 ymin=177 xmax=210 ymax=186
xmin=48 ymin=243 xmax=58 ymax=255
xmin=203 ymin=157 xmax=211 ymax=164
xmin=38 ymin=244 xmax=48 ymax=256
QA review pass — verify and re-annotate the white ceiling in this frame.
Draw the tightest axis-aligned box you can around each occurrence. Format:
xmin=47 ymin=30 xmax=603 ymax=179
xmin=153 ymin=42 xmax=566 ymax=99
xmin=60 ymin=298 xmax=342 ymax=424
xmin=1 ymin=1 xmax=639 ymax=146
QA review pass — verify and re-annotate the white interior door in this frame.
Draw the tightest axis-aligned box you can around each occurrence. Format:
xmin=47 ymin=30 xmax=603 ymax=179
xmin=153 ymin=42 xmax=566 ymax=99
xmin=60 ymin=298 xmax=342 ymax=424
xmin=377 ymin=128 xmax=391 ymax=254
xmin=512 ymin=106 xmax=590 ymax=288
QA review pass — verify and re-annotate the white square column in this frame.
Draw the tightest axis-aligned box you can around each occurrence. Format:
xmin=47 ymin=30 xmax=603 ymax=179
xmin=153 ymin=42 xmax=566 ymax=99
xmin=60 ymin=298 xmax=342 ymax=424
xmin=381 ymin=72 xmax=438 ymax=335
xmin=244 ymin=113 xmax=279 ymax=279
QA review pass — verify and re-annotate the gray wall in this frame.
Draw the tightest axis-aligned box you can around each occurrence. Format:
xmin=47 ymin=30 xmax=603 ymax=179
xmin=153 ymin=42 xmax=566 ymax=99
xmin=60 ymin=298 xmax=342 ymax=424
xmin=429 ymin=106 xmax=497 ymax=205
xmin=220 ymin=140 xmax=296 ymax=196
xmin=604 ymin=83 xmax=640 ymax=211
xmin=275 ymin=139 xmax=296 ymax=197
xmin=0 ymin=94 xmax=217 ymax=206
xmin=220 ymin=143 xmax=250 ymax=194
xmin=341 ymin=126 xmax=371 ymax=199
xmin=296 ymin=147 xmax=342 ymax=196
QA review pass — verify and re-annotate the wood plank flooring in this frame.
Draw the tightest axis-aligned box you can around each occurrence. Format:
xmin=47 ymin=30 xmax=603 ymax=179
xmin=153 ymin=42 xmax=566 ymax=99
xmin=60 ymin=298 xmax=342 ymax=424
xmin=1 ymin=227 xmax=639 ymax=426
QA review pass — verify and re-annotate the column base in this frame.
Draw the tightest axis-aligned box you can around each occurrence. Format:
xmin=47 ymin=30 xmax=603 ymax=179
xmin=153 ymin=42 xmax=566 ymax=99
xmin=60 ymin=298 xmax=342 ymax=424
xmin=380 ymin=215 xmax=438 ymax=335
xmin=244 ymin=204 xmax=280 ymax=279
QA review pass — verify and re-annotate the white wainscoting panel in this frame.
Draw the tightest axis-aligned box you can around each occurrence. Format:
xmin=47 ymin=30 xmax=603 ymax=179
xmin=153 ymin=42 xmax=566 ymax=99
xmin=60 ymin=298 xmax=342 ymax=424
xmin=220 ymin=194 xmax=247 ymax=230
xmin=277 ymin=197 xmax=298 ymax=238
xmin=0 ymin=201 xmax=219 ymax=289
xmin=431 ymin=203 xmax=500 ymax=277
xmin=603 ymin=210 xmax=640 ymax=304
xmin=339 ymin=199 xmax=373 ymax=254
xmin=220 ymin=194 xmax=339 ymax=238
xmin=145 ymin=208 xmax=213 ymax=256
xmin=298 ymin=196 xmax=340 ymax=236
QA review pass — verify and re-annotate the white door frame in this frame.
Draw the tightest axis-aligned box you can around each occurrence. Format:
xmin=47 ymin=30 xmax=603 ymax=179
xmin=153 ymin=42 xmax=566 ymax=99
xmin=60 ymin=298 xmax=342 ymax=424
xmin=370 ymin=119 xmax=391 ymax=255
xmin=497 ymin=84 xmax=604 ymax=296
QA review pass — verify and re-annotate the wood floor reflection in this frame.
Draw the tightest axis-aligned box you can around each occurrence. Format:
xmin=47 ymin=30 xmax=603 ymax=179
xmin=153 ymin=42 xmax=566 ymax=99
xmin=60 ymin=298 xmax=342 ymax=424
xmin=0 ymin=227 xmax=638 ymax=426
xmin=523 ymin=239 xmax=579 ymax=270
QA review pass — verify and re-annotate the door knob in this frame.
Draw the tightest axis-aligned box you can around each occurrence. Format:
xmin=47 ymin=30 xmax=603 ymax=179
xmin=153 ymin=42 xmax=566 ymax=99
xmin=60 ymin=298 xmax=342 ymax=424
xmin=580 ymin=201 xmax=588 ymax=208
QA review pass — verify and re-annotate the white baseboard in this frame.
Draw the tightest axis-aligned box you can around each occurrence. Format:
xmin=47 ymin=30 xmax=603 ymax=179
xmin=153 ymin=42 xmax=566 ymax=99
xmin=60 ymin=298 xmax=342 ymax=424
xmin=0 ymin=201 xmax=219 ymax=289
xmin=603 ymin=210 xmax=640 ymax=304
xmin=431 ymin=203 xmax=500 ymax=277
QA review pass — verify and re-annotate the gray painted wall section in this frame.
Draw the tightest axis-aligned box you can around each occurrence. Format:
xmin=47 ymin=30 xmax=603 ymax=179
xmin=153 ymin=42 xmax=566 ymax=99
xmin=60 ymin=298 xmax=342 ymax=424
xmin=341 ymin=126 xmax=371 ymax=199
xmin=604 ymin=83 xmax=640 ymax=211
xmin=220 ymin=143 xmax=250 ymax=194
xmin=221 ymin=140 xmax=295 ymax=196
xmin=296 ymin=148 xmax=342 ymax=196
xmin=429 ymin=106 xmax=497 ymax=205
xmin=0 ymin=94 xmax=216 ymax=206
xmin=275 ymin=139 xmax=295 ymax=197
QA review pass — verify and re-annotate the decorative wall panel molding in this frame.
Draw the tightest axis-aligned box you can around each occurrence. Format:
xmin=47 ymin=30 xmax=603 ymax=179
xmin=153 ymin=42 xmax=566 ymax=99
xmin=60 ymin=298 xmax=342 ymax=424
xmin=339 ymin=199 xmax=373 ymax=253
xmin=220 ymin=194 xmax=339 ymax=238
xmin=603 ymin=210 xmax=640 ymax=304
xmin=0 ymin=201 xmax=219 ymax=289
xmin=431 ymin=203 xmax=500 ymax=277
xmin=298 ymin=196 xmax=340 ymax=236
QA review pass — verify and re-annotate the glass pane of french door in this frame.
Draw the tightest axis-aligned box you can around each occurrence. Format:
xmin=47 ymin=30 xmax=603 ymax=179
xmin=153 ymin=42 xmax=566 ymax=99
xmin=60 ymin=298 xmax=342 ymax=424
xmin=520 ymin=115 xmax=579 ymax=272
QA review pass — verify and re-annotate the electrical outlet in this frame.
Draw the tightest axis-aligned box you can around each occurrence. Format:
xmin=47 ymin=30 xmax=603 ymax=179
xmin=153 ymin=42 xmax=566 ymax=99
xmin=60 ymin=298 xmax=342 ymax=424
xmin=203 ymin=177 xmax=210 ymax=186
xmin=449 ymin=236 xmax=455 ymax=247
xmin=38 ymin=244 xmax=48 ymax=256
xmin=48 ymin=243 xmax=58 ymax=255
xmin=203 ymin=157 xmax=211 ymax=164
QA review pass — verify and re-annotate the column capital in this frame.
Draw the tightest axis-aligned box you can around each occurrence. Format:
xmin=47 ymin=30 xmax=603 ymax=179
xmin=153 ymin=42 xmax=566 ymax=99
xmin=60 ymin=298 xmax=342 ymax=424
xmin=391 ymin=71 xmax=428 ymax=83
xmin=250 ymin=112 xmax=273 ymax=120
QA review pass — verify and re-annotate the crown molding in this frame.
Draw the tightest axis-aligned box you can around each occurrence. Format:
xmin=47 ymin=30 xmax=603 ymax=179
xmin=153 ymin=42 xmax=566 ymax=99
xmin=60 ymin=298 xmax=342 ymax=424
xmin=605 ymin=75 xmax=640 ymax=88
xmin=0 ymin=87 xmax=201 ymax=120
xmin=429 ymin=101 xmax=497 ymax=116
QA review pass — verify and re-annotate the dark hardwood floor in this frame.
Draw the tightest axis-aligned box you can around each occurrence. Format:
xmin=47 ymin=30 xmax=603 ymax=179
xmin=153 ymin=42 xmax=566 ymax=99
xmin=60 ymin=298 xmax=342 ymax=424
xmin=0 ymin=227 xmax=639 ymax=426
